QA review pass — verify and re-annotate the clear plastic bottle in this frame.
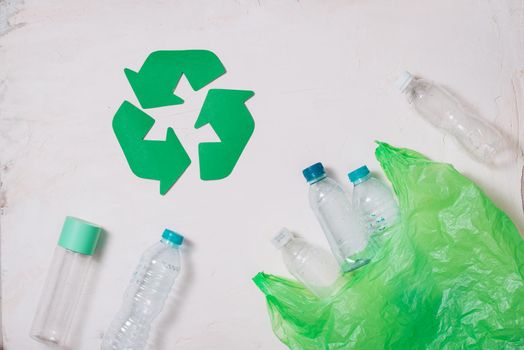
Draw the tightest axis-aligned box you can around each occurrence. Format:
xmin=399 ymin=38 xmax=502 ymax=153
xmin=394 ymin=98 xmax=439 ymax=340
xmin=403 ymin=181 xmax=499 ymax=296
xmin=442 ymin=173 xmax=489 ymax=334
xmin=396 ymin=71 xmax=506 ymax=163
xmin=348 ymin=165 xmax=400 ymax=237
xmin=272 ymin=228 xmax=341 ymax=298
xmin=31 ymin=216 xmax=102 ymax=347
xmin=101 ymin=229 xmax=184 ymax=350
xmin=303 ymin=162 xmax=369 ymax=272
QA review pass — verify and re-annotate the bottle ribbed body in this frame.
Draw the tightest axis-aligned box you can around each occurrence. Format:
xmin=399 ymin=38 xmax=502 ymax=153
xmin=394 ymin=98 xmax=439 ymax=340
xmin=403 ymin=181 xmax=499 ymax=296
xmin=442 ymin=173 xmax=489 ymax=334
xmin=405 ymin=77 xmax=505 ymax=163
xmin=101 ymin=240 xmax=181 ymax=350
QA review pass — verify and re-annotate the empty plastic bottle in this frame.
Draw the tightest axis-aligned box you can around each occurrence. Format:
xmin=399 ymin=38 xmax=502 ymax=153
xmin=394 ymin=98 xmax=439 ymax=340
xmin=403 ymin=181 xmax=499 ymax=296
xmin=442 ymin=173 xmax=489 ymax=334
xmin=396 ymin=71 xmax=507 ymax=163
xmin=348 ymin=165 xmax=400 ymax=237
xmin=31 ymin=216 xmax=102 ymax=347
xmin=303 ymin=162 xmax=369 ymax=272
xmin=101 ymin=229 xmax=184 ymax=350
xmin=272 ymin=228 xmax=341 ymax=298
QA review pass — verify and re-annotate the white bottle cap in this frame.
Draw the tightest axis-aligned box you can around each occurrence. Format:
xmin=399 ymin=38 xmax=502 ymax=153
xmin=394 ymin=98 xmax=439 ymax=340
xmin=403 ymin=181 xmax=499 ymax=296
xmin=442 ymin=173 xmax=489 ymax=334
xmin=395 ymin=71 xmax=414 ymax=93
xmin=271 ymin=228 xmax=293 ymax=249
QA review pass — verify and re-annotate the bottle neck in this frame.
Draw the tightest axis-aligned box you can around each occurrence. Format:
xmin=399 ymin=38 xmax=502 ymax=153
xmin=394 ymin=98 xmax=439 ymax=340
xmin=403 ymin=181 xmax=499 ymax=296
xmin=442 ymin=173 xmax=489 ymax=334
xmin=278 ymin=240 xmax=292 ymax=250
xmin=308 ymin=174 xmax=327 ymax=185
xmin=352 ymin=174 xmax=371 ymax=186
xmin=279 ymin=238 xmax=301 ymax=254
xmin=403 ymin=78 xmax=420 ymax=104
xmin=160 ymin=238 xmax=181 ymax=249
xmin=399 ymin=75 xmax=416 ymax=94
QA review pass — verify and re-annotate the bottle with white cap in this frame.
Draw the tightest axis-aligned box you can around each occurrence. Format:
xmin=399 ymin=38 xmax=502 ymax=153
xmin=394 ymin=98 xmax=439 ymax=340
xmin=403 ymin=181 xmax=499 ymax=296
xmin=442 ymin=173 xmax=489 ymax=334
xmin=272 ymin=228 xmax=341 ymax=298
xmin=31 ymin=216 xmax=102 ymax=346
xmin=101 ymin=229 xmax=184 ymax=350
xmin=395 ymin=71 xmax=507 ymax=164
xmin=348 ymin=165 xmax=400 ymax=237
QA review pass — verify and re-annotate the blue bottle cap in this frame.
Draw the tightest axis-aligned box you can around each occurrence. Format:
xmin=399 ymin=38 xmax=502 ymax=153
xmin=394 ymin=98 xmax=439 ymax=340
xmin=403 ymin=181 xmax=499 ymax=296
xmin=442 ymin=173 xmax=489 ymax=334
xmin=302 ymin=162 xmax=326 ymax=183
xmin=162 ymin=229 xmax=184 ymax=246
xmin=348 ymin=165 xmax=370 ymax=184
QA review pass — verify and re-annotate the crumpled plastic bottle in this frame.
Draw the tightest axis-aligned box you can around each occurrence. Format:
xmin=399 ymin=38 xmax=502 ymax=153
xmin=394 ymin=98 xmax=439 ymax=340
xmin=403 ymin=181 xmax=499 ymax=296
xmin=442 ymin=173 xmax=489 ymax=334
xmin=396 ymin=71 xmax=510 ymax=164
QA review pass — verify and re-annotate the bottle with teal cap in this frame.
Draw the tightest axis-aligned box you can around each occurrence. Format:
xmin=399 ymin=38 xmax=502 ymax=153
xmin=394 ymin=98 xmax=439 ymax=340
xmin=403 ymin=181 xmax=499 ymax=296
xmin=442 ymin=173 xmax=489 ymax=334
xmin=101 ymin=229 xmax=184 ymax=350
xmin=303 ymin=162 xmax=369 ymax=272
xmin=30 ymin=216 xmax=102 ymax=346
xmin=348 ymin=165 xmax=400 ymax=236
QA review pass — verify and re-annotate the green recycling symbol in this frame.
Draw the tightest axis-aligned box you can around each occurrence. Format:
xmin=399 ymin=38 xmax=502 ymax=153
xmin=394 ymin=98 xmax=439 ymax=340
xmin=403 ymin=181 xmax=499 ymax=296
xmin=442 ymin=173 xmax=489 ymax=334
xmin=112 ymin=50 xmax=255 ymax=195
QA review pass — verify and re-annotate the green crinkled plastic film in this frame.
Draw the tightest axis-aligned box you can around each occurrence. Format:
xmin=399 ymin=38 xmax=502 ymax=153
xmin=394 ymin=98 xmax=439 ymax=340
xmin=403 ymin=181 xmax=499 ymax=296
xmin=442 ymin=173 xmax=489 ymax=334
xmin=254 ymin=142 xmax=524 ymax=350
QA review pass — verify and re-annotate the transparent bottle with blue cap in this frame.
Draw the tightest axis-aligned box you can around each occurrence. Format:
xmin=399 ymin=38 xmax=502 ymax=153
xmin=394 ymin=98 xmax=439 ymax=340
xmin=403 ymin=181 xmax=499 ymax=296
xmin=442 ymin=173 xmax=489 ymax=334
xmin=303 ymin=162 xmax=369 ymax=272
xmin=31 ymin=216 xmax=102 ymax=346
xmin=348 ymin=165 xmax=400 ymax=237
xmin=101 ymin=229 xmax=184 ymax=350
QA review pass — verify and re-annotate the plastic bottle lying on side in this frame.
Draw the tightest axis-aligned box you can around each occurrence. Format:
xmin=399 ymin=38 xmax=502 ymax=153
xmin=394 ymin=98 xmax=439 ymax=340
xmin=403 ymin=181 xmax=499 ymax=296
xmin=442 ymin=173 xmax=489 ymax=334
xmin=396 ymin=71 xmax=507 ymax=164
xmin=101 ymin=229 xmax=184 ymax=350
xmin=303 ymin=162 xmax=369 ymax=272
xmin=348 ymin=165 xmax=400 ymax=237
xmin=272 ymin=228 xmax=341 ymax=298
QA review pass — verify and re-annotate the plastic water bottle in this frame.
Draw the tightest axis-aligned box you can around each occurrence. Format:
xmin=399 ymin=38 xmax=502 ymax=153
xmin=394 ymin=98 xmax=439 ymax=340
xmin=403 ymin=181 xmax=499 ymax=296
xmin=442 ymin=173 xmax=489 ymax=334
xmin=101 ymin=229 xmax=184 ymax=350
xmin=396 ymin=71 xmax=507 ymax=164
xmin=348 ymin=166 xmax=400 ymax=237
xmin=303 ymin=162 xmax=369 ymax=272
xmin=272 ymin=228 xmax=341 ymax=298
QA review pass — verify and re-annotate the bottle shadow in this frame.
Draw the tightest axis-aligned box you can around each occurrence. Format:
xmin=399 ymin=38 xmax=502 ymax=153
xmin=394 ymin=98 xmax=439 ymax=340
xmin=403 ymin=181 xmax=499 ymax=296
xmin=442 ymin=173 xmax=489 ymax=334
xmin=148 ymin=238 xmax=195 ymax=349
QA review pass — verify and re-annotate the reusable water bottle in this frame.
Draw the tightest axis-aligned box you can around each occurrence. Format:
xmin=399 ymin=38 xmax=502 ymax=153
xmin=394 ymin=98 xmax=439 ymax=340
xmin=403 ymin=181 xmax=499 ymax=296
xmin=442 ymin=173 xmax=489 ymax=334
xmin=31 ymin=216 xmax=102 ymax=346
xmin=303 ymin=162 xmax=369 ymax=272
xmin=272 ymin=228 xmax=340 ymax=298
xmin=348 ymin=165 xmax=400 ymax=236
xmin=396 ymin=71 xmax=507 ymax=163
xmin=101 ymin=229 xmax=183 ymax=350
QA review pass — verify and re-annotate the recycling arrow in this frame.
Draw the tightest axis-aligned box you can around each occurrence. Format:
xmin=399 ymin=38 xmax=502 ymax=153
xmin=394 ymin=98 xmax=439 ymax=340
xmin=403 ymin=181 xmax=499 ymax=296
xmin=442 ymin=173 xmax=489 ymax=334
xmin=113 ymin=101 xmax=191 ymax=195
xmin=113 ymin=50 xmax=255 ymax=195
xmin=195 ymin=89 xmax=255 ymax=180
xmin=124 ymin=50 xmax=226 ymax=109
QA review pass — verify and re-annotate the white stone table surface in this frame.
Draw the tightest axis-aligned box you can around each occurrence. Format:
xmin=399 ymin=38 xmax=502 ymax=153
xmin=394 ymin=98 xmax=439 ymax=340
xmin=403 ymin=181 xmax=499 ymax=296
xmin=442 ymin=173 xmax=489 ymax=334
xmin=1 ymin=0 xmax=523 ymax=349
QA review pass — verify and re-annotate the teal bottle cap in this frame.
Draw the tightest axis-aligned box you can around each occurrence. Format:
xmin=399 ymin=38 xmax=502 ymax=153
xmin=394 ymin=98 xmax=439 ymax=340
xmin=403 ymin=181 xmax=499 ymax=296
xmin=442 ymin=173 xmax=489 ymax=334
xmin=58 ymin=216 xmax=102 ymax=255
xmin=348 ymin=165 xmax=370 ymax=184
xmin=162 ymin=229 xmax=184 ymax=246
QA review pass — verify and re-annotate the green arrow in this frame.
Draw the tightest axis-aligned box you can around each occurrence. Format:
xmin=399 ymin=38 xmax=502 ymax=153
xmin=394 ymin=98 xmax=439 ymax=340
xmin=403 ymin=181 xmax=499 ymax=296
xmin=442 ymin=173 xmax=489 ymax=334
xmin=124 ymin=50 xmax=226 ymax=109
xmin=195 ymin=89 xmax=255 ymax=180
xmin=113 ymin=101 xmax=191 ymax=195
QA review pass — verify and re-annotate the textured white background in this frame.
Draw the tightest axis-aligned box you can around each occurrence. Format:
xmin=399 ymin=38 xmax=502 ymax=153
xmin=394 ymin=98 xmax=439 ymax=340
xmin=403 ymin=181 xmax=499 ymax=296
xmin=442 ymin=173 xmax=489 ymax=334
xmin=1 ymin=1 xmax=523 ymax=349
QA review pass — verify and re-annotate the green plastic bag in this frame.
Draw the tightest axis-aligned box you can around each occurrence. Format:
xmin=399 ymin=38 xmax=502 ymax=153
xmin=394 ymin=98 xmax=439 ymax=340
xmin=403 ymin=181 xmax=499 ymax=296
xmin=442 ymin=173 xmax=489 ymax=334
xmin=254 ymin=142 xmax=524 ymax=350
